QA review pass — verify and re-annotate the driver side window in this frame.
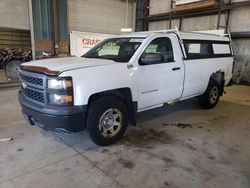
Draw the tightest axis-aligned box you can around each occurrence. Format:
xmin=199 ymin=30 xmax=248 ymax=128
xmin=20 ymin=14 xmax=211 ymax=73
xmin=141 ymin=37 xmax=174 ymax=65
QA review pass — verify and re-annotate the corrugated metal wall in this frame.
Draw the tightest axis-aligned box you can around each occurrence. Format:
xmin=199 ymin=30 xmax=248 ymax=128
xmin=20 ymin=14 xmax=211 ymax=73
xmin=31 ymin=0 xmax=69 ymax=55
xmin=32 ymin=0 xmax=54 ymax=41
xmin=68 ymin=0 xmax=135 ymax=34
xmin=147 ymin=0 xmax=250 ymax=83
xmin=0 ymin=0 xmax=29 ymax=30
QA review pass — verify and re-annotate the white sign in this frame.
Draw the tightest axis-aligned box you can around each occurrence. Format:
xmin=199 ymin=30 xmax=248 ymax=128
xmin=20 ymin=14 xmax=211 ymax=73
xmin=70 ymin=30 xmax=113 ymax=57
xmin=174 ymin=0 xmax=202 ymax=6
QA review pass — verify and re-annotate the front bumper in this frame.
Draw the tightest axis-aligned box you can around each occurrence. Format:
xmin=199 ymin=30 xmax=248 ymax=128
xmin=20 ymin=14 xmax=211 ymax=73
xmin=18 ymin=91 xmax=86 ymax=133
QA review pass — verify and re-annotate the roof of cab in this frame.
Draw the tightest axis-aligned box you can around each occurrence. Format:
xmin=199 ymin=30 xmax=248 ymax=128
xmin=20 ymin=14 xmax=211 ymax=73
xmin=117 ymin=30 xmax=230 ymax=42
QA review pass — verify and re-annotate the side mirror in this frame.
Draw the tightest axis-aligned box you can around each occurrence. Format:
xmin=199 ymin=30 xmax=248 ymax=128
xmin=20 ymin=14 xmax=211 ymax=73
xmin=139 ymin=53 xmax=163 ymax=65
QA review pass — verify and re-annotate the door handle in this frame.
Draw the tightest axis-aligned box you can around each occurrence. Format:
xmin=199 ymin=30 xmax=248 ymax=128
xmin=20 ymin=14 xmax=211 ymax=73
xmin=172 ymin=67 xmax=180 ymax=71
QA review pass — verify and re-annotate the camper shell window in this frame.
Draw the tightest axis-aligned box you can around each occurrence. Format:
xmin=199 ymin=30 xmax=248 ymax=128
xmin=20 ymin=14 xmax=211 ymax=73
xmin=183 ymin=39 xmax=232 ymax=60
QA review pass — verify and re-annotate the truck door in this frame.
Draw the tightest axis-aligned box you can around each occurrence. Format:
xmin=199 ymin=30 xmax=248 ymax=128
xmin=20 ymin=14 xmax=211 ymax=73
xmin=137 ymin=36 xmax=185 ymax=110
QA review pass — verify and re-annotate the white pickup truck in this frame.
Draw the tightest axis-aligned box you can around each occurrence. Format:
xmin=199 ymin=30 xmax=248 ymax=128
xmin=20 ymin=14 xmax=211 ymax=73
xmin=18 ymin=30 xmax=234 ymax=145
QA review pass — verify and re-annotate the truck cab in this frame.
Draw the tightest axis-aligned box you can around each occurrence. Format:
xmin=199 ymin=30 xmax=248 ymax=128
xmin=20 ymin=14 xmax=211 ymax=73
xmin=18 ymin=29 xmax=234 ymax=146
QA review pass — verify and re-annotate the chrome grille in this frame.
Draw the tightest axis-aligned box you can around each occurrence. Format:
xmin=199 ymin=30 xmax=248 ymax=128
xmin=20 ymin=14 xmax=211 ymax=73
xmin=20 ymin=74 xmax=43 ymax=86
xmin=23 ymin=88 xmax=45 ymax=103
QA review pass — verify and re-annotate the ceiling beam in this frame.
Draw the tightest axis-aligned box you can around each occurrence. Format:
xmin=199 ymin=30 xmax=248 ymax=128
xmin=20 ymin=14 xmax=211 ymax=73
xmin=137 ymin=1 xmax=250 ymax=22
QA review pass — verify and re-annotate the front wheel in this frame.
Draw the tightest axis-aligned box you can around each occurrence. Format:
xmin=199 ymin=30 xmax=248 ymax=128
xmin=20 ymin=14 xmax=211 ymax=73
xmin=86 ymin=96 xmax=128 ymax=146
xmin=199 ymin=80 xmax=220 ymax=109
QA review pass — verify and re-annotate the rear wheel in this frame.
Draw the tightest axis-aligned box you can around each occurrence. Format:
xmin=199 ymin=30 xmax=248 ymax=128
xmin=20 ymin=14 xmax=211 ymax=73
xmin=86 ymin=96 xmax=128 ymax=146
xmin=199 ymin=80 xmax=220 ymax=109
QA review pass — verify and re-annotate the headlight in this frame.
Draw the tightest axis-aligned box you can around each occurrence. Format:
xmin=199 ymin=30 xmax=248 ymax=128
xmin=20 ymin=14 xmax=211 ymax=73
xmin=48 ymin=78 xmax=72 ymax=89
xmin=49 ymin=94 xmax=73 ymax=105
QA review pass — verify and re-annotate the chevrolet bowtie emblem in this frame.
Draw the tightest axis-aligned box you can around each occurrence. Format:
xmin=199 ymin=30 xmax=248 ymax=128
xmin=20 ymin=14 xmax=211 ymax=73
xmin=22 ymin=82 xmax=27 ymax=88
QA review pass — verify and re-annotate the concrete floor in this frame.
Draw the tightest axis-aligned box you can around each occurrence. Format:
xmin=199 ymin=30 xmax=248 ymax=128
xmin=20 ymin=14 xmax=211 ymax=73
xmin=0 ymin=86 xmax=249 ymax=188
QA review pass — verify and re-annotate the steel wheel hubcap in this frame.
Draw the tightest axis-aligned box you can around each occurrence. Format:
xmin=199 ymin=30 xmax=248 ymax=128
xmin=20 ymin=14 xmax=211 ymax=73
xmin=209 ymin=86 xmax=219 ymax=104
xmin=98 ymin=108 xmax=122 ymax=138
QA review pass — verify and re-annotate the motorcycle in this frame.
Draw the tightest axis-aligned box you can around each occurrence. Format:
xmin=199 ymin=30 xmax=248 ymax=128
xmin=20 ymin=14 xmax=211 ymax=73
xmin=0 ymin=49 xmax=32 ymax=82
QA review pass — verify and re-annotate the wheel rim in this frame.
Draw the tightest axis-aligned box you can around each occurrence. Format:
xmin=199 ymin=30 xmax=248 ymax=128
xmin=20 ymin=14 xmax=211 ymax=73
xmin=209 ymin=86 xmax=219 ymax=104
xmin=98 ymin=108 xmax=123 ymax=138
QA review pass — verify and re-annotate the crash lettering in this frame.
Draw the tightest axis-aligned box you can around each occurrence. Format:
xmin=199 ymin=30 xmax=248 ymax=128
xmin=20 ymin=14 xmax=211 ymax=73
xmin=82 ymin=38 xmax=101 ymax=46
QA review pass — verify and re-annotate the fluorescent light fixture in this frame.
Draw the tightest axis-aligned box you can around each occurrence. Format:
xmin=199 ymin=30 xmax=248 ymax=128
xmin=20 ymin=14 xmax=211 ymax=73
xmin=120 ymin=28 xmax=132 ymax=32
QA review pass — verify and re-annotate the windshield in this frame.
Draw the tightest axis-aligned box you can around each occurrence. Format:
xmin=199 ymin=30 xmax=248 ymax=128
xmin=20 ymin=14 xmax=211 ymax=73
xmin=82 ymin=37 xmax=144 ymax=62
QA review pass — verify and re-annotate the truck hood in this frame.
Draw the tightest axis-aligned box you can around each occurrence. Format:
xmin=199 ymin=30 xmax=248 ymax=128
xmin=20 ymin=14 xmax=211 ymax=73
xmin=21 ymin=57 xmax=116 ymax=73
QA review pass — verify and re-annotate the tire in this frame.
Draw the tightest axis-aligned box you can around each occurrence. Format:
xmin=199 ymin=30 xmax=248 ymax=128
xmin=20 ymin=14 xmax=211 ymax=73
xmin=199 ymin=80 xmax=220 ymax=109
xmin=86 ymin=96 xmax=128 ymax=146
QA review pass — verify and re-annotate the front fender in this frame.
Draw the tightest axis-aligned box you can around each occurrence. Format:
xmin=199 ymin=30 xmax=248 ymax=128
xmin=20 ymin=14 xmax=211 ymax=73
xmin=59 ymin=64 xmax=138 ymax=105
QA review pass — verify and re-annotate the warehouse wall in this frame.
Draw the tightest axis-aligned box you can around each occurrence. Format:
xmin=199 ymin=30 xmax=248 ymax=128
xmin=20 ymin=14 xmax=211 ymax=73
xmin=0 ymin=29 xmax=31 ymax=50
xmin=149 ymin=0 xmax=172 ymax=15
xmin=31 ymin=0 xmax=69 ymax=56
xmin=229 ymin=7 xmax=250 ymax=32
xmin=0 ymin=0 xmax=31 ymax=50
xmin=68 ymin=0 xmax=135 ymax=34
xmin=148 ymin=0 xmax=250 ymax=83
xmin=0 ymin=0 xmax=29 ymax=30
xmin=229 ymin=6 xmax=250 ymax=83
